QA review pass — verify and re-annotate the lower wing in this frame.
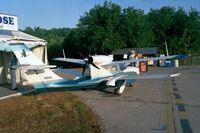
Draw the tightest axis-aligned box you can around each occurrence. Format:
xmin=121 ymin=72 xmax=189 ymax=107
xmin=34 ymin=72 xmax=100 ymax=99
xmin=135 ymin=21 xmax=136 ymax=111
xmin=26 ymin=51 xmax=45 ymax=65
xmin=107 ymin=73 xmax=180 ymax=86
xmin=107 ymin=54 xmax=190 ymax=65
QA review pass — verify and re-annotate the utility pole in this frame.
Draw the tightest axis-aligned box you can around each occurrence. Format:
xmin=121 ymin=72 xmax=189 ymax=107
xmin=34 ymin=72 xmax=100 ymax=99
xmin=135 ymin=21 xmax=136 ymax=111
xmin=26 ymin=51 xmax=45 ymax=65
xmin=165 ymin=41 xmax=169 ymax=56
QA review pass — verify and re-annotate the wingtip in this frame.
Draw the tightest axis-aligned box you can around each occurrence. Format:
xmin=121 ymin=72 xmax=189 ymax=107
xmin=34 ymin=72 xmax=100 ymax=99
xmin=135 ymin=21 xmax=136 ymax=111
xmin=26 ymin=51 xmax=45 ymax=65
xmin=170 ymin=73 xmax=181 ymax=78
xmin=52 ymin=57 xmax=62 ymax=61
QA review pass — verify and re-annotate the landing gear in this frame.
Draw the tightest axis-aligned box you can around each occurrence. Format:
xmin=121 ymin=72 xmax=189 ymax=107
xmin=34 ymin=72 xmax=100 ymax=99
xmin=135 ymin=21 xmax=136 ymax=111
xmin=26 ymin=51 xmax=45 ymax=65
xmin=113 ymin=80 xmax=126 ymax=95
xmin=127 ymin=83 xmax=135 ymax=87
xmin=126 ymin=80 xmax=135 ymax=87
xmin=113 ymin=88 xmax=121 ymax=95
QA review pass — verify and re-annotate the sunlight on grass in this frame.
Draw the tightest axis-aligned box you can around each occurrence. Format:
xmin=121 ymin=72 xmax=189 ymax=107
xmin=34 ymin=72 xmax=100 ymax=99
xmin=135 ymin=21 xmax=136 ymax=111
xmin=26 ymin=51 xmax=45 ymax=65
xmin=0 ymin=92 xmax=105 ymax=133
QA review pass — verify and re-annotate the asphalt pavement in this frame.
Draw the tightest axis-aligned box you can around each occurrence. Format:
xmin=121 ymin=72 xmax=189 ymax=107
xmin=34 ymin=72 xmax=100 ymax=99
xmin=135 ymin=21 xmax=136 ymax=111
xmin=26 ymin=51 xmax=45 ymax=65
xmin=72 ymin=66 xmax=200 ymax=133
xmin=0 ymin=85 xmax=19 ymax=98
xmin=0 ymin=66 xmax=200 ymax=133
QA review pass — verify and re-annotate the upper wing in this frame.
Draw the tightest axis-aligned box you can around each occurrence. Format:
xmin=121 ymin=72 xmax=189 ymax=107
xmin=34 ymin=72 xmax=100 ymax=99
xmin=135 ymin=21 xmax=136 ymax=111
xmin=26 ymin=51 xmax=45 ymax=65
xmin=107 ymin=54 xmax=190 ymax=65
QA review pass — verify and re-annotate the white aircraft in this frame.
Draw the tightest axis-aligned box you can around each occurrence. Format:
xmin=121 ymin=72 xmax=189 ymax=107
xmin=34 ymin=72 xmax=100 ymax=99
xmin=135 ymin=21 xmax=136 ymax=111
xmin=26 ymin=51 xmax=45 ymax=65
xmin=10 ymin=43 xmax=181 ymax=95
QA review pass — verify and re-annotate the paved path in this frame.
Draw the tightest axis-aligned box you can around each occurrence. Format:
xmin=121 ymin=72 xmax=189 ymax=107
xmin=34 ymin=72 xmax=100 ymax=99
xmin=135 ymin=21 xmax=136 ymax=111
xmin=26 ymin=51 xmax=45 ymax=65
xmin=72 ymin=66 xmax=200 ymax=133
xmin=0 ymin=85 xmax=19 ymax=98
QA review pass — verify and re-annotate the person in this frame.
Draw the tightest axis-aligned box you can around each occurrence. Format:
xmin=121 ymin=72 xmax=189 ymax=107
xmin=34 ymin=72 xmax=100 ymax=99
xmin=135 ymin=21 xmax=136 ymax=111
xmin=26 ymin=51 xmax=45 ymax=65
xmin=129 ymin=50 xmax=137 ymax=66
xmin=10 ymin=55 xmax=18 ymax=90
xmin=127 ymin=50 xmax=137 ymax=87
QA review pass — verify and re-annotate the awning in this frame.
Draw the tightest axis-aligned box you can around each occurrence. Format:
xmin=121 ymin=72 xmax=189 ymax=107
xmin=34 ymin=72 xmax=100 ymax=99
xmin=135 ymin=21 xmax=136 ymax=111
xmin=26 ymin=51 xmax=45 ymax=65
xmin=0 ymin=30 xmax=46 ymax=43
xmin=0 ymin=29 xmax=47 ymax=52
xmin=0 ymin=42 xmax=44 ymax=52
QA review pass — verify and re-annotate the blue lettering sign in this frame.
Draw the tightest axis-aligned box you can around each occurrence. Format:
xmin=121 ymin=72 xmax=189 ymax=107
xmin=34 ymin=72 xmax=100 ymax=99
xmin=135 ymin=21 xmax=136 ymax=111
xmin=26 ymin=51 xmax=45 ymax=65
xmin=0 ymin=16 xmax=14 ymax=25
xmin=0 ymin=14 xmax=18 ymax=31
xmin=3 ymin=16 xmax=8 ymax=24
xmin=9 ymin=17 xmax=14 ymax=25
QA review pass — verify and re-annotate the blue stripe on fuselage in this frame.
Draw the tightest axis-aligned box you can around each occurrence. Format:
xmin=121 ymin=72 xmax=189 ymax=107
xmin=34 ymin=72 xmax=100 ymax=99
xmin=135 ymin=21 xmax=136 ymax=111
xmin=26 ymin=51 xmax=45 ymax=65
xmin=34 ymin=71 xmax=137 ymax=91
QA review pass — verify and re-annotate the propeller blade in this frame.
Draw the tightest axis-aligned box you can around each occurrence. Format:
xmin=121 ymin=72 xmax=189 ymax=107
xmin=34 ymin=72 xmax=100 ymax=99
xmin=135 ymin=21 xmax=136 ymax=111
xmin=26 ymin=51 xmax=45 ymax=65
xmin=91 ymin=62 xmax=99 ymax=69
xmin=82 ymin=64 xmax=87 ymax=76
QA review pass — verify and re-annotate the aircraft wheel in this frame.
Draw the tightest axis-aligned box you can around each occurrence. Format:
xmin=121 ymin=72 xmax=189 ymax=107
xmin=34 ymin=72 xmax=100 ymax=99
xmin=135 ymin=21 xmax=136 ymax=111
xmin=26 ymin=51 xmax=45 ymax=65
xmin=127 ymin=83 xmax=135 ymax=87
xmin=113 ymin=89 xmax=120 ymax=95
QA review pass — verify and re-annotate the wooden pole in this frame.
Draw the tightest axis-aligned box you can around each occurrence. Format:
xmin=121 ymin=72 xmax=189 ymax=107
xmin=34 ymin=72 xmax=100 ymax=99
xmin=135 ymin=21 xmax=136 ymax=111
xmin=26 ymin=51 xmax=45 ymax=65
xmin=165 ymin=41 xmax=169 ymax=56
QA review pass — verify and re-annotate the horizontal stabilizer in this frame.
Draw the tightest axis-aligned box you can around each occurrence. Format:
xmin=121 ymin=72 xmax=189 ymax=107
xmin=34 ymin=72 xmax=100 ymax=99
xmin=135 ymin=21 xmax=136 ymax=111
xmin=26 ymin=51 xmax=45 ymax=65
xmin=11 ymin=64 xmax=57 ymax=70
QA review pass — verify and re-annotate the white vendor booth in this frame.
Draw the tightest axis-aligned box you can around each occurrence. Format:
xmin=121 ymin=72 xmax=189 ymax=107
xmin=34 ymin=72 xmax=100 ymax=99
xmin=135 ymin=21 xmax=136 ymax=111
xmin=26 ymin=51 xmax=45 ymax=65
xmin=0 ymin=13 xmax=48 ymax=85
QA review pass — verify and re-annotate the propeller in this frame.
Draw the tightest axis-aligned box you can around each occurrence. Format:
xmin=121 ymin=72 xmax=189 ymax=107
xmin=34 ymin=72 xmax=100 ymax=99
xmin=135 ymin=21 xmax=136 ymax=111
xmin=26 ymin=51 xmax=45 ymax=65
xmin=82 ymin=56 xmax=99 ymax=76
xmin=71 ymin=47 xmax=97 ymax=75
xmin=54 ymin=52 xmax=99 ymax=76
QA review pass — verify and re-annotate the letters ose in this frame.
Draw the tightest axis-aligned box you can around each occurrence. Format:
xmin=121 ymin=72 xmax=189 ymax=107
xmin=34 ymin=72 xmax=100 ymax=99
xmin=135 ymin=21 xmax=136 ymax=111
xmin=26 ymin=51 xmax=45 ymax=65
xmin=0 ymin=16 xmax=14 ymax=25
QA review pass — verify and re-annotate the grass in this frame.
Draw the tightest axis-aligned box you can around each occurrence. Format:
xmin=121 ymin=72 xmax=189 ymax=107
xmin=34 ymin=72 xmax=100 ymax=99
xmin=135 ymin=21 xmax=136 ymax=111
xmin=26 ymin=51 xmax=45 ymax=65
xmin=0 ymin=92 xmax=105 ymax=133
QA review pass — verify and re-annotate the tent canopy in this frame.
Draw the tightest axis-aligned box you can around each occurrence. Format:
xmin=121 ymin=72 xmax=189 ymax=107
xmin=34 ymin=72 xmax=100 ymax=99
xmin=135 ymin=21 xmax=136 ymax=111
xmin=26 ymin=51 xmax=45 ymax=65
xmin=0 ymin=30 xmax=46 ymax=43
xmin=0 ymin=30 xmax=47 ymax=52
xmin=0 ymin=30 xmax=48 ymax=84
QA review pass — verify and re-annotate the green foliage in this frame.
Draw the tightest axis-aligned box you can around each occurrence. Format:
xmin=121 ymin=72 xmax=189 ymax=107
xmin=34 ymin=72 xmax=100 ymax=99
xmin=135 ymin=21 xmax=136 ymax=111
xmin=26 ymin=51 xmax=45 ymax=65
xmin=147 ymin=6 xmax=200 ymax=55
xmin=23 ymin=2 xmax=200 ymax=60
xmin=23 ymin=27 xmax=71 ymax=63
xmin=119 ymin=7 xmax=153 ymax=48
xmin=77 ymin=1 xmax=125 ymax=55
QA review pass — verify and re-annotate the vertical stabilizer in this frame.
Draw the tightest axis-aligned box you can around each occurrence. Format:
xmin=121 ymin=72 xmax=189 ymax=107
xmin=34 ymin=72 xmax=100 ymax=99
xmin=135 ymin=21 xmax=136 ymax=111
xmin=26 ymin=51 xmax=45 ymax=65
xmin=10 ymin=43 xmax=63 ymax=89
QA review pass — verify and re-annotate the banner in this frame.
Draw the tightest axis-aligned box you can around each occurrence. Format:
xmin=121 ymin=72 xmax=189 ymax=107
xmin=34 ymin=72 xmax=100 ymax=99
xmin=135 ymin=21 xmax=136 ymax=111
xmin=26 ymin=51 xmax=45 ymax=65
xmin=0 ymin=13 xmax=18 ymax=31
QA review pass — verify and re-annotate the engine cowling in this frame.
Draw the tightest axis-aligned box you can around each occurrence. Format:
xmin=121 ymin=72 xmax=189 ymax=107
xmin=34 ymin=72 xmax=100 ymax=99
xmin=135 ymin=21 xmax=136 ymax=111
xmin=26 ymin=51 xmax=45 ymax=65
xmin=91 ymin=55 xmax=113 ymax=65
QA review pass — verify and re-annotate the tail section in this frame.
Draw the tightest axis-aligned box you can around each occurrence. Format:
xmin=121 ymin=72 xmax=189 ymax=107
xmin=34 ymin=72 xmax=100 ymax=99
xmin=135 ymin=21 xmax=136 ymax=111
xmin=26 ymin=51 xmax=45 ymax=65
xmin=10 ymin=43 xmax=63 ymax=90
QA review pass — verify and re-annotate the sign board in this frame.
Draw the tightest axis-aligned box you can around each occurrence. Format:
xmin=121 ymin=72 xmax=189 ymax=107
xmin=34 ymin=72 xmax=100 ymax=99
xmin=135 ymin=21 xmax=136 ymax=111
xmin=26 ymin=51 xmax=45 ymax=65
xmin=0 ymin=13 xmax=18 ymax=31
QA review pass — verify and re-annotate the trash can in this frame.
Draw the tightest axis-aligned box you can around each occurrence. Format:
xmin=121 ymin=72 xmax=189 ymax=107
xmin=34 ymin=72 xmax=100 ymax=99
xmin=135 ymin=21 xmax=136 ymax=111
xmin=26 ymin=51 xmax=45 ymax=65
xmin=139 ymin=61 xmax=147 ymax=72
xmin=175 ymin=59 xmax=179 ymax=67
xmin=165 ymin=60 xmax=171 ymax=67
xmin=171 ymin=60 xmax=175 ymax=67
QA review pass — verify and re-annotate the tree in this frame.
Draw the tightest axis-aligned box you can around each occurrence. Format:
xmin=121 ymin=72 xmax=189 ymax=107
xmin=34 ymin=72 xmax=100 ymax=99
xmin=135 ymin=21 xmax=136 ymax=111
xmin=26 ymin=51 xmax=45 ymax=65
xmin=23 ymin=27 xmax=71 ymax=63
xmin=77 ymin=1 xmax=125 ymax=54
xmin=23 ymin=3 xmax=200 ymax=59
xmin=119 ymin=7 xmax=154 ymax=48
xmin=186 ymin=9 xmax=200 ymax=55
xmin=147 ymin=6 xmax=176 ymax=54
